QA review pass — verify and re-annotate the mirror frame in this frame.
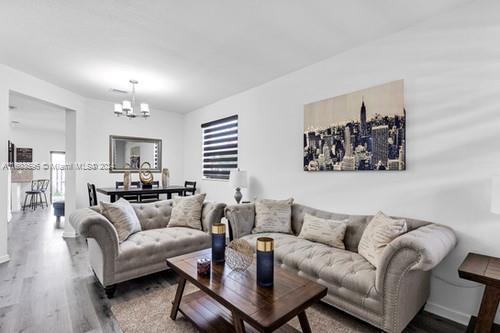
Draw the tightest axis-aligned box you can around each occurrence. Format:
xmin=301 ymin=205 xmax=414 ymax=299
xmin=109 ymin=135 xmax=162 ymax=173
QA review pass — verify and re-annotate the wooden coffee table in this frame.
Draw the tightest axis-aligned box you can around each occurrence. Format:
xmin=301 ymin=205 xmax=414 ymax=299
xmin=166 ymin=249 xmax=327 ymax=333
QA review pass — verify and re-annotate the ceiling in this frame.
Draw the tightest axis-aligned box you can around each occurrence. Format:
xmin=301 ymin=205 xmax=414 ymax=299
xmin=9 ymin=92 xmax=66 ymax=133
xmin=0 ymin=0 xmax=471 ymax=113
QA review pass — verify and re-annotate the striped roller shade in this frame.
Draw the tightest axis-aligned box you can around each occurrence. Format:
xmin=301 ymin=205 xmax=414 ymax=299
xmin=201 ymin=115 xmax=238 ymax=180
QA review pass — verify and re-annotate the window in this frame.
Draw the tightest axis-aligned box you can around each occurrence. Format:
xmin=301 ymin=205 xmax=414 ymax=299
xmin=202 ymin=115 xmax=238 ymax=180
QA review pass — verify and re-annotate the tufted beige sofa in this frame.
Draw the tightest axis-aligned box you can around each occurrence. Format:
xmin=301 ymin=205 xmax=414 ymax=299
xmin=70 ymin=199 xmax=225 ymax=297
xmin=225 ymin=203 xmax=456 ymax=333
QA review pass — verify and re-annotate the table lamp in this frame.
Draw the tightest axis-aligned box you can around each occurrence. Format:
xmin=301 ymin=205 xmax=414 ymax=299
xmin=491 ymin=175 xmax=500 ymax=214
xmin=229 ymin=169 xmax=248 ymax=204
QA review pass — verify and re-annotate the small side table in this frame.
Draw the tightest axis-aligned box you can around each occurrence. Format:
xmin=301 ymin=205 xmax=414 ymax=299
xmin=458 ymin=252 xmax=500 ymax=333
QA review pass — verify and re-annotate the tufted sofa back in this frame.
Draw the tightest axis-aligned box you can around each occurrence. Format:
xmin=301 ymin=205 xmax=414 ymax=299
xmin=87 ymin=199 xmax=225 ymax=233
xmin=291 ymin=204 xmax=431 ymax=252
xmin=132 ymin=199 xmax=174 ymax=230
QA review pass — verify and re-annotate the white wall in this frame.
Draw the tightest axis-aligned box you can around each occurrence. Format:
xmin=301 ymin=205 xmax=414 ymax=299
xmin=75 ymin=98 xmax=185 ymax=208
xmin=183 ymin=0 xmax=500 ymax=324
xmin=9 ymin=127 xmax=65 ymax=180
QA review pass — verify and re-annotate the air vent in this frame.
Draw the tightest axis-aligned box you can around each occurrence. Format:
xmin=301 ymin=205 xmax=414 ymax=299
xmin=110 ymin=88 xmax=128 ymax=94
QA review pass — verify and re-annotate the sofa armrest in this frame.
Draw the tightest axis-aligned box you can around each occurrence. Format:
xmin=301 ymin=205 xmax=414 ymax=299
xmin=375 ymin=223 xmax=456 ymax=292
xmin=201 ymin=202 xmax=227 ymax=232
xmin=224 ymin=203 xmax=255 ymax=239
xmin=69 ymin=208 xmax=120 ymax=257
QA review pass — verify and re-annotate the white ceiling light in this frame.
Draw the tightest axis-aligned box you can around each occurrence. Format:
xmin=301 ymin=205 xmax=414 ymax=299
xmin=114 ymin=80 xmax=150 ymax=119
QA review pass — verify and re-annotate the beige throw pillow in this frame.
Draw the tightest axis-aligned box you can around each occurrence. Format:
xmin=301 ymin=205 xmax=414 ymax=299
xmin=100 ymin=198 xmax=142 ymax=243
xmin=358 ymin=211 xmax=407 ymax=268
xmin=167 ymin=193 xmax=206 ymax=230
xmin=298 ymin=213 xmax=347 ymax=249
xmin=253 ymin=198 xmax=294 ymax=234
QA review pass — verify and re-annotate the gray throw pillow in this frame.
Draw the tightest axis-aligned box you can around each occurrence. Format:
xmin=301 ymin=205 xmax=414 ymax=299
xmin=253 ymin=198 xmax=294 ymax=234
xmin=358 ymin=211 xmax=407 ymax=268
xmin=100 ymin=198 xmax=142 ymax=243
xmin=167 ymin=193 xmax=206 ymax=230
xmin=298 ymin=213 xmax=347 ymax=249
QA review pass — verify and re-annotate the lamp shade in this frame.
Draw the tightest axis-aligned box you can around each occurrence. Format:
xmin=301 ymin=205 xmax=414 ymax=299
xmin=140 ymin=103 xmax=150 ymax=114
xmin=491 ymin=175 xmax=500 ymax=214
xmin=230 ymin=169 xmax=248 ymax=188
xmin=122 ymin=100 xmax=132 ymax=111
xmin=114 ymin=103 xmax=123 ymax=115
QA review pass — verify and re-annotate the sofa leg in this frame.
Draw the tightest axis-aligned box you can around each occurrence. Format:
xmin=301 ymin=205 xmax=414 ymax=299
xmin=105 ymin=285 xmax=116 ymax=298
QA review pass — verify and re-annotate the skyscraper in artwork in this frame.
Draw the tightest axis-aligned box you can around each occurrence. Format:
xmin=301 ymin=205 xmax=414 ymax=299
xmin=360 ymin=99 xmax=367 ymax=137
xmin=371 ymin=125 xmax=389 ymax=168
xmin=344 ymin=126 xmax=352 ymax=157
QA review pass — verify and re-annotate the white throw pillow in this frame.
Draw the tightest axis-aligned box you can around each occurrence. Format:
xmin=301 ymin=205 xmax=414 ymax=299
xmin=358 ymin=211 xmax=407 ymax=268
xmin=167 ymin=193 xmax=206 ymax=230
xmin=252 ymin=198 xmax=294 ymax=234
xmin=100 ymin=198 xmax=142 ymax=243
xmin=298 ymin=213 xmax=347 ymax=249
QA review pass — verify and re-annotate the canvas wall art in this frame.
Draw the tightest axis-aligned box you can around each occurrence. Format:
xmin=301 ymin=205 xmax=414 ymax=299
xmin=303 ymin=80 xmax=406 ymax=171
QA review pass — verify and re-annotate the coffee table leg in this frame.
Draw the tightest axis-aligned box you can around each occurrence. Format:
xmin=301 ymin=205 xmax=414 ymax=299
xmin=232 ymin=312 xmax=246 ymax=333
xmin=474 ymin=285 xmax=500 ymax=333
xmin=298 ymin=311 xmax=312 ymax=333
xmin=170 ymin=277 xmax=187 ymax=320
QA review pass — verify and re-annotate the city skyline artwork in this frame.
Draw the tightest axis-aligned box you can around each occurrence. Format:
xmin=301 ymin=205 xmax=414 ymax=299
xmin=304 ymin=80 xmax=406 ymax=171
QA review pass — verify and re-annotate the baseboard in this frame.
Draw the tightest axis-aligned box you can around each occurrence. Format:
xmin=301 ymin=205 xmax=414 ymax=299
xmin=62 ymin=231 xmax=77 ymax=238
xmin=0 ymin=254 xmax=10 ymax=264
xmin=425 ymin=302 xmax=470 ymax=326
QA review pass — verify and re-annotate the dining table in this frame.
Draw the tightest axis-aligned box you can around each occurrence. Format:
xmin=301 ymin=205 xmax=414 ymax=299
xmin=96 ymin=185 xmax=188 ymax=203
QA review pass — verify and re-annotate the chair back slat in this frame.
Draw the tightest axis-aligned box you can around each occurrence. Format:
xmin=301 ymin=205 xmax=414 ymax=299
xmin=184 ymin=181 xmax=196 ymax=196
xmin=41 ymin=179 xmax=50 ymax=191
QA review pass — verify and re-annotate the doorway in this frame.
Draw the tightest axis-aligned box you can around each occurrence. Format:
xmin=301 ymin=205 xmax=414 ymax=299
xmin=50 ymin=151 xmax=65 ymax=203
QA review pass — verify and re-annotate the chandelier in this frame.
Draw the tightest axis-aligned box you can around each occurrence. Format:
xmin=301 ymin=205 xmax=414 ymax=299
xmin=113 ymin=79 xmax=150 ymax=119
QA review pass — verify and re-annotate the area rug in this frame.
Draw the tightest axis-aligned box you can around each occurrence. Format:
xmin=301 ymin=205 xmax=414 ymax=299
xmin=111 ymin=282 xmax=376 ymax=333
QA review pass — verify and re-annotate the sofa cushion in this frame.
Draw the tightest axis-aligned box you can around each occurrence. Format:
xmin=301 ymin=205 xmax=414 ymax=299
xmin=133 ymin=200 xmax=173 ymax=230
xmin=253 ymin=198 xmax=294 ymax=234
xmin=116 ymin=227 xmax=211 ymax=274
xmin=298 ymin=213 xmax=347 ymax=249
xmin=168 ymin=193 xmax=206 ymax=230
xmin=358 ymin=211 xmax=407 ymax=268
xmin=240 ymin=233 xmax=377 ymax=298
xmin=100 ymin=198 xmax=142 ymax=242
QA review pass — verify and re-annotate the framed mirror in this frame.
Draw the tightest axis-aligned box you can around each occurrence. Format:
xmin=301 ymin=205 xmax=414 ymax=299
xmin=109 ymin=135 xmax=162 ymax=173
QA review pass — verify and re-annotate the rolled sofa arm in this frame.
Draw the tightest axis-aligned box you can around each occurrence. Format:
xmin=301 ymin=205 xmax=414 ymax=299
xmin=69 ymin=208 xmax=120 ymax=257
xmin=201 ymin=202 xmax=227 ymax=232
xmin=375 ymin=223 xmax=457 ymax=292
xmin=224 ymin=203 xmax=255 ymax=239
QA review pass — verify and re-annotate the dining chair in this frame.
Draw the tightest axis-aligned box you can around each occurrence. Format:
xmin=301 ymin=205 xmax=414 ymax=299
xmin=140 ymin=181 xmax=160 ymax=202
xmin=39 ymin=179 xmax=50 ymax=208
xmin=87 ymin=183 xmax=98 ymax=207
xmin=184 ymin=181 xmax=197 ymax=196
xmin=23 ymin=180 xmax=42 ymax=211
xmin=115 ymin=181 xmax=139 ymax=202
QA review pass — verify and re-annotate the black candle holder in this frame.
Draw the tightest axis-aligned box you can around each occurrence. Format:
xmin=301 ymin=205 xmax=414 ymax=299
xmin=256 ymin=237 xmax=274 ymax=287
xmin=211 ymin=223 xmax=226 ymax=263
